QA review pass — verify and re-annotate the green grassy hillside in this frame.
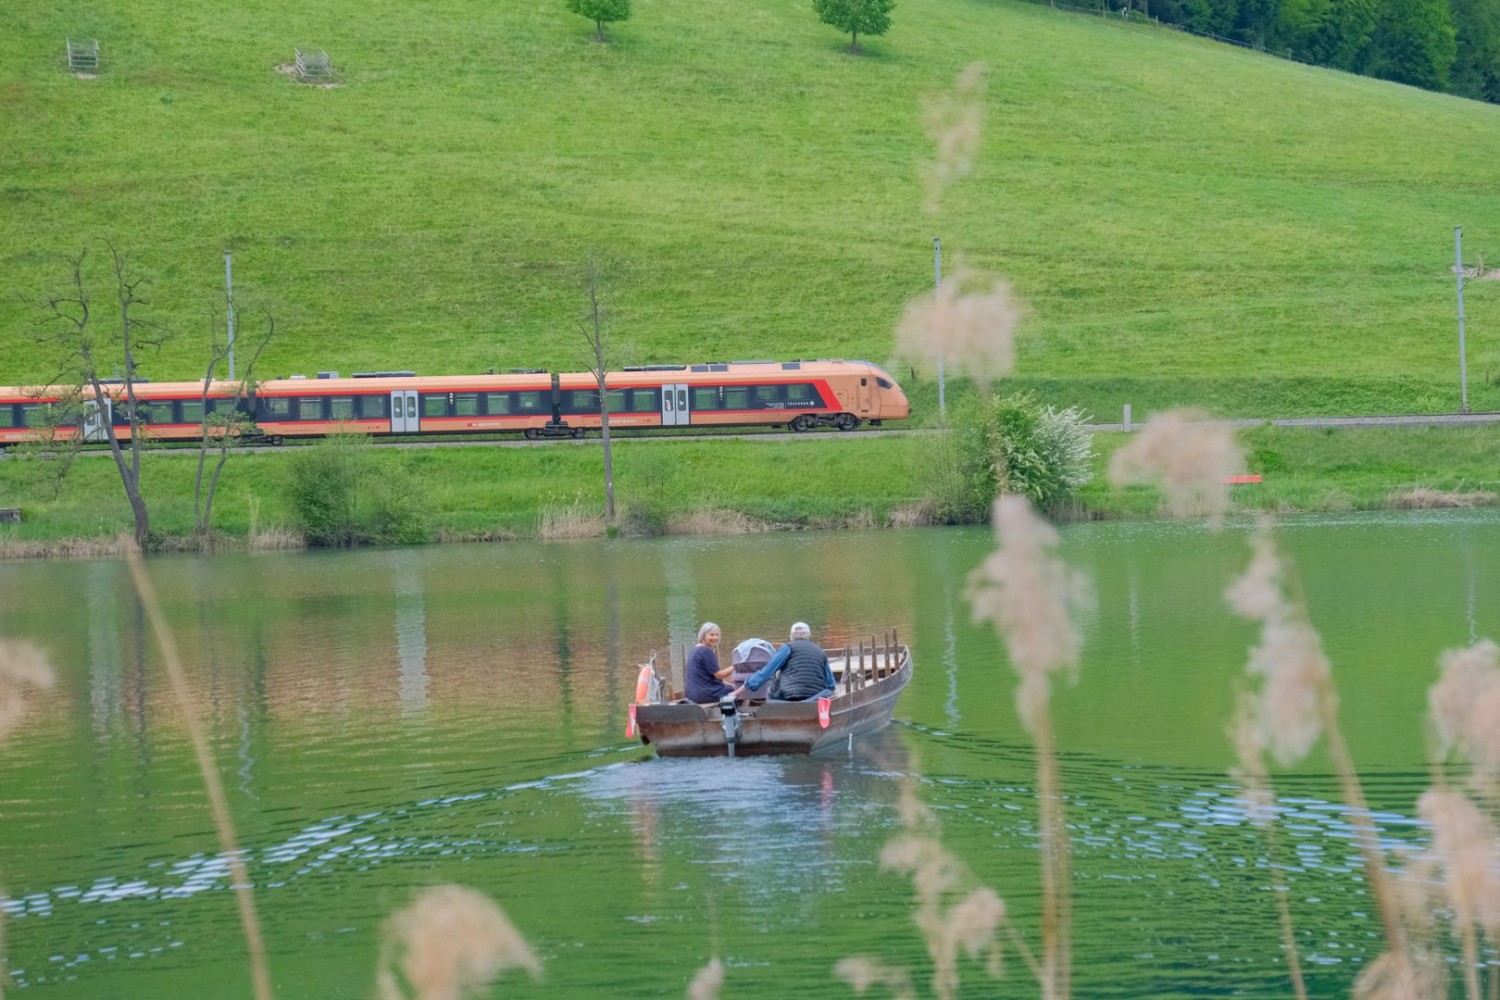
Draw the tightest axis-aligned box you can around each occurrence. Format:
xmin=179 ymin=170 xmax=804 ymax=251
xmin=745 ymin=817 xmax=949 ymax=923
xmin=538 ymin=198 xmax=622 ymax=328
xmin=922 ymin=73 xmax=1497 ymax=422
xmin=5 ymin=0 xmax=1500 ymax=419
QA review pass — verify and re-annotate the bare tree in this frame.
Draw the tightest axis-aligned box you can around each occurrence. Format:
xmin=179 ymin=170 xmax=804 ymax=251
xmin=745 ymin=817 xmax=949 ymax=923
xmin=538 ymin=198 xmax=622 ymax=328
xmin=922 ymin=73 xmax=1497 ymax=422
xmin=193 ymin=304 xmax=274 ymax=545
xmin=579 ymin=252 xmax=617 ymax=526
xmin=34 ymin=244 xmax=168 ymax=550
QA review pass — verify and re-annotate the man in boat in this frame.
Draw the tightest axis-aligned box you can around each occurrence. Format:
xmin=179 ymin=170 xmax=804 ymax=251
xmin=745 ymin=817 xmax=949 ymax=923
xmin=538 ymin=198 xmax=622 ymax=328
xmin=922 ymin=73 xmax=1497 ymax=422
xmin=733 ymin=622 xmax=835 ymax=702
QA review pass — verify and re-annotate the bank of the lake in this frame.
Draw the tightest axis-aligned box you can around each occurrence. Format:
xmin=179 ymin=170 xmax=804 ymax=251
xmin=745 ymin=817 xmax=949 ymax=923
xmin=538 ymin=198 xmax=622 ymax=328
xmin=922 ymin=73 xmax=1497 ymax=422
xmin=0 ymin=423 xmax=1497 ymax=554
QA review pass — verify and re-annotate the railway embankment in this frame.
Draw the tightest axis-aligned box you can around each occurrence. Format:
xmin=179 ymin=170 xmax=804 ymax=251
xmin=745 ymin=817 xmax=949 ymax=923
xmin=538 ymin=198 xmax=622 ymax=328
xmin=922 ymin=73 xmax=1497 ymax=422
xmin=0 ymin=420 xmax=1497 ymax=558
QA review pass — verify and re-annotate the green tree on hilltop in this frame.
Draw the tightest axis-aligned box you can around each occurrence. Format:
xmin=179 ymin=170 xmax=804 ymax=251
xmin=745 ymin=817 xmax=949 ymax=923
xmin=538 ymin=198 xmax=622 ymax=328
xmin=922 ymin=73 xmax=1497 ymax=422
xmin=567 ymin=0 xmax=631 ymax=42
xmin=1362 ymin=0 xmax=1457 ymax=88
xmin=814 ymin=0 xmax=895 ymax=53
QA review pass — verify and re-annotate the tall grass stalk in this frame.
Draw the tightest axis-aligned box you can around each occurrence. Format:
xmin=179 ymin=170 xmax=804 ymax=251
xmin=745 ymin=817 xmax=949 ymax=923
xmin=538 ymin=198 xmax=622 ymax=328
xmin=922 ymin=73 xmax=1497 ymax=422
xmin=966 ymin=494 xmax=1090 ymax=999
xmin=122 ymin=542 xmax=272 ymax=1000
xmin=1225 ymin=521 xmax=1411 ymax=989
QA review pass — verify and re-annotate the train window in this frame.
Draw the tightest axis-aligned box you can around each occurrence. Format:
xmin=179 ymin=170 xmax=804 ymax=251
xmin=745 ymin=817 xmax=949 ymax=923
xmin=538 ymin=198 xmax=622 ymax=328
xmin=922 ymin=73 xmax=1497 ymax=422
xmin=606 ymin=390 xmax=627 ymax=413
xmin=860 ymin=378 xmax=868 ymax=386
xmin=356 ymin=395 xmax=388 ymax=420
xmin=693 ymin=387 xmax=718 ymax=410
xmin=786 ymin=384 xmax=813 ymax=403
xmin=330 ymin=397 xmax=355 ymax=420
xmin=455 ymin=393 xmax=480 ymax=416
xmin=753 ymin=385 xmax=780 ymax=405
xmin=18 ymin=404 xmax=43 ymax=427
xmin=516 ymin=392 xmax=543 ymax=412
xmin=629 ymin=389 xmax=657 ymax=411
xmin=263 ymin=397 xmax=292 ymax=418
xmin=483 ymin=393 xmax=510 ymax=415
xmin=422 ymin=395 xmax=447 ymax=417
xmin=181 ymin=400 xmax=205 ymax=424
xmin=0 ymin=406 xmax=13 ymax=428
xmin=566 ymin=390 xmax=598 ymax=412
xmin=723 ymin=387 xmax=748 ymax=409
xmin=295 ymin=398 xmax=324 ymax=421
xmin=876 ymin=377 xmax=893 ymax=389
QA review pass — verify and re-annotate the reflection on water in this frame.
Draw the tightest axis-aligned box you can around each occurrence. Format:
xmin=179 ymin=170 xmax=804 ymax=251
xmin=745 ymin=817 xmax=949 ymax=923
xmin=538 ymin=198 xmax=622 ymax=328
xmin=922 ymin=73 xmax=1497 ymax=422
xmin=0 ymin=513 xmax=1498 ymax=996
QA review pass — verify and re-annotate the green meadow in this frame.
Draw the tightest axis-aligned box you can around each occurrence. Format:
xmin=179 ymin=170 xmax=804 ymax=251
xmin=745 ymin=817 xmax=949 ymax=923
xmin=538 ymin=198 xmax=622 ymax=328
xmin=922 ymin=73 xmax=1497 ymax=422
xmin=5 ymin=0 xmax=1500 ymax=420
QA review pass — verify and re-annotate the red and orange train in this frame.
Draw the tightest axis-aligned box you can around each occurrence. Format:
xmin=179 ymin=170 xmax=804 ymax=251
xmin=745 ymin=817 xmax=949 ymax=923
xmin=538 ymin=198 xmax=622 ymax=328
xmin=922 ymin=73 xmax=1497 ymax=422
xmin=0 ymin=359 xmax=910 ymax=446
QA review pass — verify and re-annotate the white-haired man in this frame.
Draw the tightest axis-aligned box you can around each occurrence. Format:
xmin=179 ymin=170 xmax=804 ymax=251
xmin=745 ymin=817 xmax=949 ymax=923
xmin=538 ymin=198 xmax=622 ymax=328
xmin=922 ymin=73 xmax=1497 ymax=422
xmin=735 ymin=621 xmax=835 ymax=702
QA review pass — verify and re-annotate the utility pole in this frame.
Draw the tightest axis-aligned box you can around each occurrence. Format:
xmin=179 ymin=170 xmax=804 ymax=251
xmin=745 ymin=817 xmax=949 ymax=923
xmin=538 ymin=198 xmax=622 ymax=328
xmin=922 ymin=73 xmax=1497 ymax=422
xmin=934 ymin=237 xmax=946 ymax=420
xmin=1456 ymin=226 xmax=1470 ymax=414
xmin=225 ymin=249 xmax=236 ymax=381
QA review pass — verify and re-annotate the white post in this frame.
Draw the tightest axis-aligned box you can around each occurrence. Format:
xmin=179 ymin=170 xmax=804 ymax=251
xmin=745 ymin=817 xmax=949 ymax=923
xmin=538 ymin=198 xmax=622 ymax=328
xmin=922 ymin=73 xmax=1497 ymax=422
xmin=934 ymin=237 xmax=945 ymax=420
xmin=225 ymin=249 xmax=236 ymax=381
xmin=1456 ymin=226 xmax=1470 ymax=414
xmin=1123 ymin=403 xmax=1132 ymax=431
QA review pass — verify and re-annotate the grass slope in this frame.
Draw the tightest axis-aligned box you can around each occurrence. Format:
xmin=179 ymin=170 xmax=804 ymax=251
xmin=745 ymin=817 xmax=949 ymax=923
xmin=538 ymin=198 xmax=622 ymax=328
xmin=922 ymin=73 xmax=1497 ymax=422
xmin=4 ymin=0 xmax=1500 ymax=419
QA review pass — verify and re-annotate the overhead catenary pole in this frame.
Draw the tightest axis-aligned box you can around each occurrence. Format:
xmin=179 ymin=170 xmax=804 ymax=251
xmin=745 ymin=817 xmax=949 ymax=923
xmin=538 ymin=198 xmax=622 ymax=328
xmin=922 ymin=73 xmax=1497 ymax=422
xmin=225 ymin=249 xmax=236 ymax=381
xmin=934 ymin=237 xmax=946 ymax=420
xmin=1456 ymin=226 xmax=1469 ymax=414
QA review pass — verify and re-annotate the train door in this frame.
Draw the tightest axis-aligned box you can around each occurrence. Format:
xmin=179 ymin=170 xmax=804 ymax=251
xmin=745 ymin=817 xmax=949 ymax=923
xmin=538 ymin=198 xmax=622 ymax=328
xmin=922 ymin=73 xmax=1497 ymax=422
xmin=390 ymin=390 xmax=419 ymax=433
xmin=661 ymin=383 xmax=690 ymax=426
xmin=859 ymin=375 xmax=877 ymax=415
xmin=82 ymin=398 xmax=111 ymax=442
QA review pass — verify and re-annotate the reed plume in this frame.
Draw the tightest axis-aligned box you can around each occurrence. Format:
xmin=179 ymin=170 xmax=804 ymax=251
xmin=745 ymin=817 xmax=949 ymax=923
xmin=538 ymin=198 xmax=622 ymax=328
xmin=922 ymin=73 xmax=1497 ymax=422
xmin=687 ymin=957 xmax=724 ymax=1000
xmin=1225 ymin=520 xmax=1410 ymax=987
xmin=376 ymin=885 xmax=540 ymax=1000
xmin=920 ymin=62 xmax=987 ymax=215
xmin=966 ymin=494 xmax=1089 ymax=1000
xmin=0 ymin=638 xmax=54 ymax=743
xmin=894 ymin=258 xmax=1022 ymax=392
xmin=122 ymin=542 xmax=273 ymax=1000
xmin=848 ymin=779 xmax=1019 ymax=1000
xmin=1107 ymin=409 xmax=1244 ymax=523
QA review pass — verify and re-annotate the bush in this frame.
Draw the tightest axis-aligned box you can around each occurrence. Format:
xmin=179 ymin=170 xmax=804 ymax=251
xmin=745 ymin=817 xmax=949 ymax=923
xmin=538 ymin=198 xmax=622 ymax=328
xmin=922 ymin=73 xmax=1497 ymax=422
xmin=920 ymin=393 xmax=1094 ymax=520
xmin=285 ymin=435 xmax=430 ymax=547
xmin=992 ymin=393 xmax=1094 ymax=511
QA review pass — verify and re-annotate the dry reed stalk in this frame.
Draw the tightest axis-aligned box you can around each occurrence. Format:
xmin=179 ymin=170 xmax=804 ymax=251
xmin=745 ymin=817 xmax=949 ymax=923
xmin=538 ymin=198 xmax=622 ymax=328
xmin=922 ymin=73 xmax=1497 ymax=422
xmin=869 ymin=782 xmax=1021 ymax=999
xmin=834 ymin=956 xmax=917 ymax=999
xmin=1230 ymin=692 xmax=1308 ymax=1000
xmin=1424 ymin=640 xmax=1500 ymax=998
xmin=966 ymin=495 xmax=1090 ymax=1000
xmin=122 ymin=542 xmax=272 ymax=1000
xmin=894 ymin=258 xmax=1023 ymax=391
xmin=1225 ymin=520 xmax=1410 ymax=982
xmin=687 ymin=957 xmax=724 ymax=1000
xmin=887 ymin=503 xmax=936 ymax=528
xmin=1387 ymin=487 xmax=1497 ymax=509
xmin=1417 ymin=789 xmax=1500 ymax=1000
xmin=537 ymin=503 xmax=606 ymax=540
xmin=920 ymin=62 xmax=988 ymax=215
xmin=376 ymin=885 xmax=540 ymax=1000
xmin=1107 ymin=409 xmax=1244 ymax=524
xmin=667 ymin=509 xmax=771 ymax=535
xmin=1428 ymin=640 xmax=1500 ymax=794
xmin=0 ymin=639 xmax=54 ymax=743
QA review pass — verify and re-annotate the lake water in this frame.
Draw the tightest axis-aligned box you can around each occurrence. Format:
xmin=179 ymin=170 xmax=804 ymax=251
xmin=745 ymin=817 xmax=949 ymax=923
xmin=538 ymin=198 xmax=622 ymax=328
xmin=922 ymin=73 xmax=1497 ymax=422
xmin=1 ymin=511 xmax=1497 ymax=998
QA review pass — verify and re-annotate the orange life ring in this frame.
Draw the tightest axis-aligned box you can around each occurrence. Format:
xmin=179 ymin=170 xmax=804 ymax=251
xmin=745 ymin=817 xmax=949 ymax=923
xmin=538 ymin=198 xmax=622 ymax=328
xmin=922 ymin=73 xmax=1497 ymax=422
xmin=634 ymin=663 xmax=652 ymax=705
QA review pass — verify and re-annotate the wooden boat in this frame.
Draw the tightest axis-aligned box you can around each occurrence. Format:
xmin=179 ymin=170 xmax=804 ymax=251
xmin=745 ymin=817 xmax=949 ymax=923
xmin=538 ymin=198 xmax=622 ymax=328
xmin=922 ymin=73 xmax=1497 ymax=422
xmin=629 ymin=632 xmax=912 ymax=757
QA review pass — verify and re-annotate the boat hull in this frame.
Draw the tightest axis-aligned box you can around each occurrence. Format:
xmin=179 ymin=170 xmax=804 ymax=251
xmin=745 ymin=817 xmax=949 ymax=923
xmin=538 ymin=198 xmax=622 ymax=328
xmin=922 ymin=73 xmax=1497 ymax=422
xmin=634 ymin=645 xmax=911 ymax=758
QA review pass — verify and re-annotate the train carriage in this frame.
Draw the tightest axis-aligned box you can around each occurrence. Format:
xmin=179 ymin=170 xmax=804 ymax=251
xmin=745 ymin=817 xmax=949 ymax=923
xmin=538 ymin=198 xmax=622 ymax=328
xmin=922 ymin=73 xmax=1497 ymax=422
xmin=0 ymin=359 xmax=910 ymax=446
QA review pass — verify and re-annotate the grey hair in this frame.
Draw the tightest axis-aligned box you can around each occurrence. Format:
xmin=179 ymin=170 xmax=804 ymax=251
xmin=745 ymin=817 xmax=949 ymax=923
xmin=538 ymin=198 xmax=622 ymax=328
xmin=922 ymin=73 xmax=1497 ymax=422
xmin=697 ymin=622 xmax=721 ymax=643
xmin=789 ymin=621 xmax=811 ymax=639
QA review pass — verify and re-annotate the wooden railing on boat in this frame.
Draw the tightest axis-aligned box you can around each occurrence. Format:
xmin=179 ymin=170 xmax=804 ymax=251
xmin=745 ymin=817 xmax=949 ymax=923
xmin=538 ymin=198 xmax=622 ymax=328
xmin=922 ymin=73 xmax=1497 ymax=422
xmin=653 ymin=629 xmax=905 ymax=702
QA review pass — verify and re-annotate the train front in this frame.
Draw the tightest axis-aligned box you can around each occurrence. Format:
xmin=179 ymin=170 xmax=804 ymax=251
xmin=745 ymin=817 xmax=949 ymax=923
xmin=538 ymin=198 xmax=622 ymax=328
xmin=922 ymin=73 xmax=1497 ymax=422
xmin=867 ymin=363 xmax=911 ymax=423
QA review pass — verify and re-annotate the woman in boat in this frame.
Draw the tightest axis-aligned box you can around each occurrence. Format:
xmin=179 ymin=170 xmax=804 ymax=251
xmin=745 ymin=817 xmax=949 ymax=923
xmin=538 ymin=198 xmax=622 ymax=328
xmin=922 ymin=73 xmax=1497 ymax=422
xmin=685 ymin=621 xmax=735 ymax=704
xmin=734 ymin=622 xmax=836 ymax=702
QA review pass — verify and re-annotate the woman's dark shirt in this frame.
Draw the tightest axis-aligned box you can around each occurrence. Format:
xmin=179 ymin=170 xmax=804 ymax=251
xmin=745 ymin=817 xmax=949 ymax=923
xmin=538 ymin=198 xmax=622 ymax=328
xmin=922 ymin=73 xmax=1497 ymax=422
xmin=685 ymin=644 xmax=733 ymax=703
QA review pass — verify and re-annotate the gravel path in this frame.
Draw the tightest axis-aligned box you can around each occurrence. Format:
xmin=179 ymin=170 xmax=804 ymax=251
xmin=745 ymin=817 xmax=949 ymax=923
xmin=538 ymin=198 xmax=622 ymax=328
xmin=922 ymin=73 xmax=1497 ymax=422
xmin=1088 ymin=411 xmax=1500 ymax=432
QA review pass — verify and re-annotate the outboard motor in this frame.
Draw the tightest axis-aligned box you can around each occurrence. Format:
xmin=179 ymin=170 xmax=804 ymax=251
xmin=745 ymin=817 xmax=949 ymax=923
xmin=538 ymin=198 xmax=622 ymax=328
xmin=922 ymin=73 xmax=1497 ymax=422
xmin=718 ymin=695 xmax=741 ymax=757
